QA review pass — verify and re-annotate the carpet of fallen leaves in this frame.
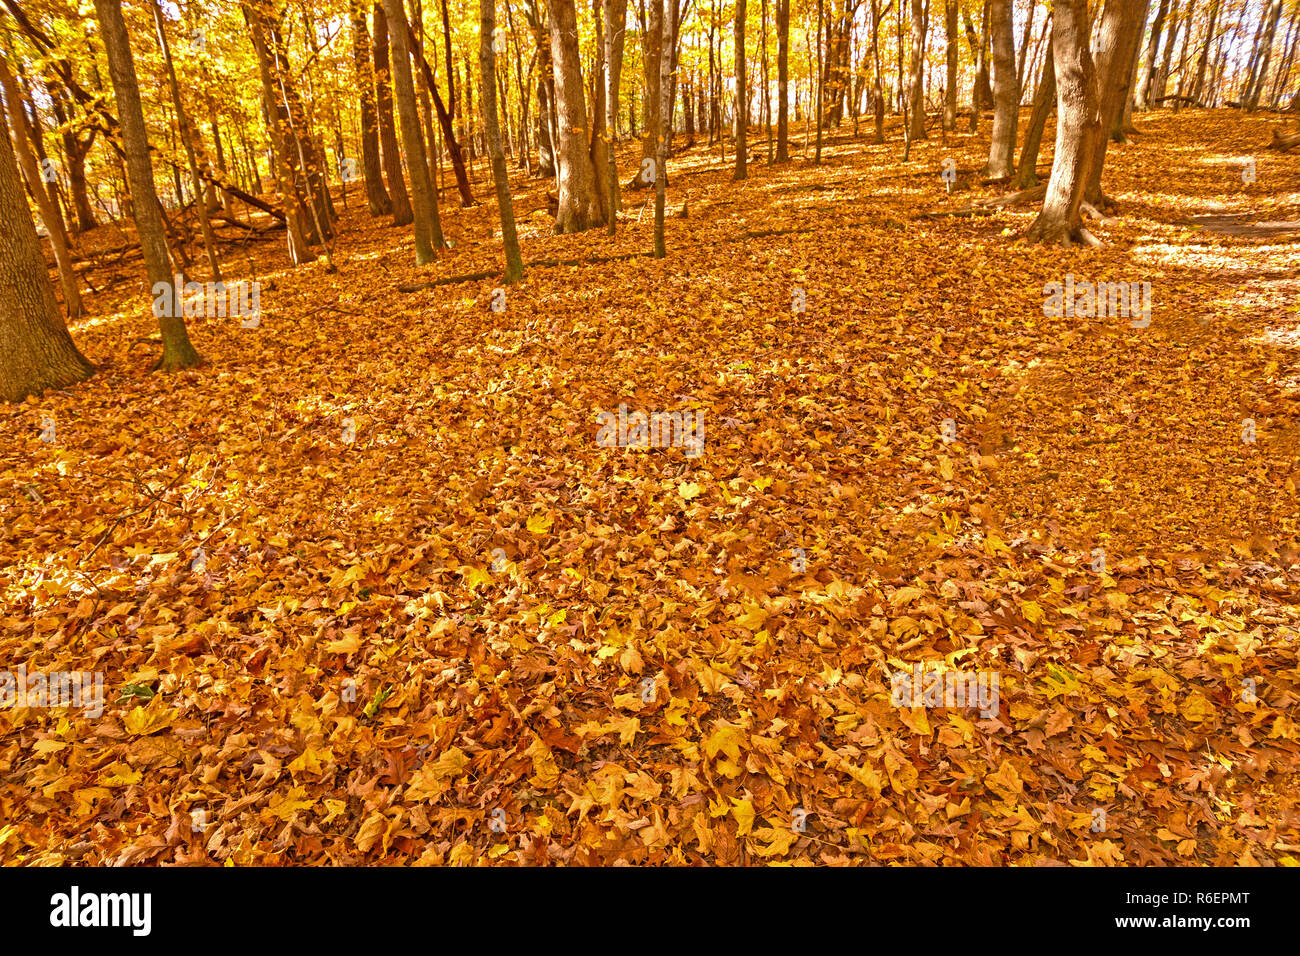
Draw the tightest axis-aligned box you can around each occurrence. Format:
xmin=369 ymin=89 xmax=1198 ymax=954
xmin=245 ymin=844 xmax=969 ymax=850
xmin=3 ymin=110 xmax=1300 ymax=866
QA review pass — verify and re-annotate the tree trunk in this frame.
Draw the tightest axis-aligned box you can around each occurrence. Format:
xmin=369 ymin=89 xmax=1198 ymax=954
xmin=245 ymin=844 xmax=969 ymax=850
xmin=1136 ymin=0 xmax=1170 ymax=109
xmin=1015 ymin=40 xmax=1054 ymax=188
xmin=1245 ymin=0 xmax=1285 ymax=110
xmin=1083 ymin=0 xmax=1146 ymax=207
xmin=351 ymin=0 xmax=393 ymax=215
xmin=547 ymin=0 xmax=605 ymax=231
xmin=641 ymin=0 xmax=664 ymax=174
xmin=247 ymin=6 xmax=317 ymax=261
xmin=382 ymin=0 xmax=442 ymax=262
xmin=908 ymin=0 xmax=928 ymax=140
xmin=1188 ymin=0 xmax=1221 ymax=103
xmin=776 ymin=0 xmax=790 ymax=159
xmin=1268 ymin=4 xmax=1299 ymax=108
xmin=480 ymin=0 xmax=524 ymax=281
xmin=1115 ymin=2 xmax=1147 ymax=138
xmin=0 ymin=103 xmax=92 ymax=402
xmin=1026 ymin=0 xmax=1096 ymax=245
xmin=735 ymin=0 xmax=748 ymax=177
xmin=654 ymin=0 xmax=674 ymax=257
xmin=944 ymin=0 xmax=958 ymax=130
xmin=762 ymin=0 xmax=772 ymax=160
xmin=374 ymin=3 xmax=414 ymax=224
xmin=983 ymin=0 xmax=1018 ymax=178
xmin=604 ymin=0 xmax=629 ymax=232
xmin=0 ymin=56 xmax=83 ymax=319
xmin=150 ymin=0 xmax=222 ymax=284
xmin=871 ymin=0 xmax=884 ymax=142
xmin=1153 ymin=0 xmax=1182 ymax=104
xmin=815 ymin=0 xmax=823 ymax=163
xmin=93 ymin=0 xmax=199 ymax=370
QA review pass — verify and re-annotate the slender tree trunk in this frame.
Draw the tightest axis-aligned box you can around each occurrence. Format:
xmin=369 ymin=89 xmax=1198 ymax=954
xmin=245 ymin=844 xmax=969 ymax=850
xmin=776 ymin=0 xmax=790 ymax=159
xmin=908 ymin=0 xmax=928 ymax=140
xmin=1016 ymin=0 xmax=1035 ymax=93
xmin=150 ymin=0 xmax=221 ymax=283
xmin=815 ymin=0 xmax=823 ymax=162
xmin=480 ymin=0 xmax=524 ymax=281
xmin=1245 ymin=0 xmax=1285 ymax=110
xmin=1271 ymin=6 xmax=1300 ymax=108
xmin=983 ymin=0 xmax=1018 ymax=177
xmin=1154 ymin=0 xmax=1182 ymax=104
xmin=944 ymin=0 xmax=958 ymax=130
xmin=735 ymin=0 xmax=748 ymax=177
xmin=1188 ymin=0 xmax=1220 ymax=103
xmin=1026 ymin=0 xmax=1096 ymax=245
xmin=93 ymin=0 xmax=199 ymax=370
xmin=351 ymin=0 xmax=393 ymax=215
xmin=1015 ymin=40 xmax=1054 ymax=188
xmin=1136 ymin=0 xmax=1170 ymax=109
xmin=654 ymin=0 xmax=674 ymax=256
xmin=247 ymin=8 xmax=316 ymax=260
xmin=641 ymin=0 xmax=665 ymax=175
xmin=374 ymin=3 xmax=414 ymax=224
xmin=872 ymin=0 xmax=885 ymax=142
xmin=382 ymin=0 xmax=441 ymax=262
xmin=604 ymin=0 xmax=629 ymax=232
xmin=762 ymin=0 xmax=772 ymax=160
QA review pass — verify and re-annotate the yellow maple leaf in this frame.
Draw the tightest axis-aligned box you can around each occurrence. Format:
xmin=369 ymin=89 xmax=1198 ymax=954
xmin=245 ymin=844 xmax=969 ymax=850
xmin=730 ymin=798 xmax=755 ymax=836
xmin=123 ymin=695 xmax=176 ymax=736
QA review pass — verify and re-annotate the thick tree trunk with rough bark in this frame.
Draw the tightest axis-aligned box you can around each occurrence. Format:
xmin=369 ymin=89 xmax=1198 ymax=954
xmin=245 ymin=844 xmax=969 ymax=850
xmin=0 ymin=97 xmax=92 ymax=402
xmin=373 ymin=3 xmax=413 ymax=225
xmin=93 ymin=0 xmax=199 ymax=370
xmin=480 ymin=0 xmax=524 ymax=282
xmin=0 ymin=57 xmax=83 ymax=319
xmin=983 ymin=0 xmax=1018 ymax=178
xmin=1026 ymin=0 xmax=1097 ymax=245
xmin=382 ymin=0 xmax=441 ymax=262
xmin=548 ymin=0 xmax=605 ymax=232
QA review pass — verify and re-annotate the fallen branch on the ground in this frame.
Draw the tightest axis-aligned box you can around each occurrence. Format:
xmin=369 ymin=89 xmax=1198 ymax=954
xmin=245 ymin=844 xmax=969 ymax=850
xmin=1269 ymin=129 xmax=1300 ymax=151
xmin=917 ymin=183 xmax=1049 ymax=218
xmin=396 ymin=251 xmax=654 ymax=291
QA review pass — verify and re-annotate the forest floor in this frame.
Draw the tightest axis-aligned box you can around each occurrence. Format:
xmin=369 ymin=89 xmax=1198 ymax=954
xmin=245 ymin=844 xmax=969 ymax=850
xmin=3 ymin=109 xmax=1300 ymax=865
